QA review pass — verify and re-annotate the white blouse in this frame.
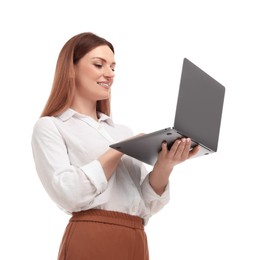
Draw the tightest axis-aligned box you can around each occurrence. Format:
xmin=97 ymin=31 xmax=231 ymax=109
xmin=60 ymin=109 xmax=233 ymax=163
xmin=31 ymin=108 xmax=170 ymax=224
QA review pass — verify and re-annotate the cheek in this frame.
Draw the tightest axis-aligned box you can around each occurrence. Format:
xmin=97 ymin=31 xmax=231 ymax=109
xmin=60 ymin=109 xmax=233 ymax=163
xmin=76 ymin=77 xmax=103 ymax=100
xmin=76 ymin=69 xmax=98 ymax=88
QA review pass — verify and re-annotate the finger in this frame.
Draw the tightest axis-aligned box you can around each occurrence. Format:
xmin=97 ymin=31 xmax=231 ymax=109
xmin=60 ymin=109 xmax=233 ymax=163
xmin=188 ymin=145 xmax=200 ymax=158
xmin=169 ymin=139 xmax=181 ymax=157
xmin=171 ymin=138 xmax=186 ymax=161
xmin=137 ymin=133 xmax=145 ymax=136
xmin=161 ymin=141 xmax=168 ymax=154
xmin=176 ymin=138 xmax=190 ymax=160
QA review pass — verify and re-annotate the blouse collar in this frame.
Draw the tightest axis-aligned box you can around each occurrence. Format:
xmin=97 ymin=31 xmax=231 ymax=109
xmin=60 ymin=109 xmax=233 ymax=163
xmin=57 ymin=108 xmax=115 ymax=127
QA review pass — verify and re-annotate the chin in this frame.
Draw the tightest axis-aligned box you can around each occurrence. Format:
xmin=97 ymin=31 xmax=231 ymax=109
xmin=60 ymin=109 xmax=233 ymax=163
xmin=98 ymin=94 xmax=110 ymax=100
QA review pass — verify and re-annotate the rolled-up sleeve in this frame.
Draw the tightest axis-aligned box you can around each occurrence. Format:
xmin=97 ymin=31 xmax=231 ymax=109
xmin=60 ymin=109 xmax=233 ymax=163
xmin=137 ymin=161 xmax=170 ymax=216
xmin=141 ymin=174 xmax=170 ymax=215
xmin=80 ymin=160 xmax=107 ymax=194
xmin=31 ymin=117 xmax=108 ymax=213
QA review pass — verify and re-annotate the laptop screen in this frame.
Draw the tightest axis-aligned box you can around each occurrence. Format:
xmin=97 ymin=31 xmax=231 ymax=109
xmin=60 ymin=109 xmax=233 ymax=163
xmin=174 ymin=58 xmax=225 ymax=151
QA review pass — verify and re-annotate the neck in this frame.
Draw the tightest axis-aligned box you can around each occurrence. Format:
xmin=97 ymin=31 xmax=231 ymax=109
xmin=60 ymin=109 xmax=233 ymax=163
xmin=70 ymin=99 xmax=98 ymax=121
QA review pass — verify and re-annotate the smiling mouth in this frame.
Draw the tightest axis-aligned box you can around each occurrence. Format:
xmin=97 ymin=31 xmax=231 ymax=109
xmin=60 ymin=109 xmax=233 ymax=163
xmin=97 ymin=82 xmax=111 ymax=88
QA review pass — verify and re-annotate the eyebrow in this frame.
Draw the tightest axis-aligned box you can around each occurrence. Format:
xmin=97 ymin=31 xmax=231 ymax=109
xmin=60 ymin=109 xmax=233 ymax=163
xmin=92 ymin=57 xmax=116 ymax=66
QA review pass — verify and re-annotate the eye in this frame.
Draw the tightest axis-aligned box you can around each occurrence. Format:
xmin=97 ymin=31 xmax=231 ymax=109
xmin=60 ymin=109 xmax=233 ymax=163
xmin=94 ymin=64 xmax=103 ymax=69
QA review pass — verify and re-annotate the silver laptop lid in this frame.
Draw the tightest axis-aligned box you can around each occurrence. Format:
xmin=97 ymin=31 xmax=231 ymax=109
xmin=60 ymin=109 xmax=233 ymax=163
xmin=174 ymin=58 xmax=225 ymax=151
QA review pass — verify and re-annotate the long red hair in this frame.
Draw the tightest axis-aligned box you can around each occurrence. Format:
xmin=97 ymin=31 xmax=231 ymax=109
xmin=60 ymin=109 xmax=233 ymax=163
xmin=41 ymin=32 xmax=114 ymax=117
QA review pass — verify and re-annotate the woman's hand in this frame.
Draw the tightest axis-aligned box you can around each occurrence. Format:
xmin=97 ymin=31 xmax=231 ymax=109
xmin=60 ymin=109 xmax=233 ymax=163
xmin=156 ymin=138 xmax=200 ymax=170
xmin=149 ymin=138 xmax=200 ymax=195
xmin=99 ymin=133 xmax=146 ymax=180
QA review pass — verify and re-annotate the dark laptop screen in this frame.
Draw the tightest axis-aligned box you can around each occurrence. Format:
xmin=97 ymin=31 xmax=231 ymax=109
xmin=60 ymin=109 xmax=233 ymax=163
xmin=174 ymin=58 xmax=225 ymax=151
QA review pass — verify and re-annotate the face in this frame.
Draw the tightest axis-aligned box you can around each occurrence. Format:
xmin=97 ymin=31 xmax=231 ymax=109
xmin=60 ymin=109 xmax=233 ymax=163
xmin=74 ymin=45 xmax=115 ymax=104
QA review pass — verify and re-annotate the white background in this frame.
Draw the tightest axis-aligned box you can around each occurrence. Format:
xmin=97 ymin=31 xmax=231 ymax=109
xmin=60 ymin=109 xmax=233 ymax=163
xmin=1 ymin=0 xmax=268 ymax=259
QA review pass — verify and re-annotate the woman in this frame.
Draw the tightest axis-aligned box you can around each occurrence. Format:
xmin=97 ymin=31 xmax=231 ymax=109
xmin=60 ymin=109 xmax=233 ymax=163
xmin=31 ymin=32 xmax=199 ymax=260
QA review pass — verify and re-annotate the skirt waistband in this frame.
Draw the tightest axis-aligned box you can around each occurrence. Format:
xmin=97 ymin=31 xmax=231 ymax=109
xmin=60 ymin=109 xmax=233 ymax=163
xmin=70 ymin=209 xmax=144 ymax=230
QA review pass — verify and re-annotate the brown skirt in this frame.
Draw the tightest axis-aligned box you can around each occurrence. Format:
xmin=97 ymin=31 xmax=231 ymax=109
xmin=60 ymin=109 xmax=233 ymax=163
xmin=58 ymin=209 xmax=149 ymax=260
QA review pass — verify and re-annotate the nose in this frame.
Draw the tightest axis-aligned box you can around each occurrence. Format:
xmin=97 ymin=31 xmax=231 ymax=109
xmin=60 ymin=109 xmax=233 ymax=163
xmin=104 ymin=66 xmax=115 ymax=78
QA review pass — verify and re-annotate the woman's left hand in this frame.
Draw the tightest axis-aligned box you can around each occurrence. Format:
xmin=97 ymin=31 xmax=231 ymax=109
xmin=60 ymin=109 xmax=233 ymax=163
xmin=149 ymin=138 xmax=200 ymax=195
xmin=156 ymin=138 xmax=200 ymax=170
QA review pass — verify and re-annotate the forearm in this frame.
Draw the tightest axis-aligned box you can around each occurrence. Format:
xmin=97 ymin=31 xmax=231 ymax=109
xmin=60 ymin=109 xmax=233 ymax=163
xmin=98 ymin=149 xmax=123 ymax=180
xmin=149 ymin=164 xmax=173 ymax=196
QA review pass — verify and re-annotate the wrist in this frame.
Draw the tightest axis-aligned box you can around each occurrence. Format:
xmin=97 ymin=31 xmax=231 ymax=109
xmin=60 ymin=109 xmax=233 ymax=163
xmin=149 ymin=164 xmax=172 ymax=196
xmin=153 ymin=161 xmax=173 ymax=176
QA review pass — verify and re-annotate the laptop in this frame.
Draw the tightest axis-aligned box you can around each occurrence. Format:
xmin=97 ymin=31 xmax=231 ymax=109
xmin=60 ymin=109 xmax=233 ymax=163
xmin=110 ymin=58 xmax=225 ymax=165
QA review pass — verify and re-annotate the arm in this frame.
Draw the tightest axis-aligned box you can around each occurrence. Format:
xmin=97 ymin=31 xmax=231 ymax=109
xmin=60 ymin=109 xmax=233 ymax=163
xmin=31 ymin=117 xmax=122 ymax=212
xmin=99 ymin=133 xmax=146 ymax=180
xmin=98 ymin=149 xmax=123 ymax=180
xmin=149 ymin=138 xmax=200 ymax=195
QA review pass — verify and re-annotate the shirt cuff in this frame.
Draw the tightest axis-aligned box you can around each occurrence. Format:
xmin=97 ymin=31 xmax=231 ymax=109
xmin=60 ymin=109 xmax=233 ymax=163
xmin=80 ymin=160 xmax=108 ymax=194
xmin=142 ymin=174 xmax=170 ymax=203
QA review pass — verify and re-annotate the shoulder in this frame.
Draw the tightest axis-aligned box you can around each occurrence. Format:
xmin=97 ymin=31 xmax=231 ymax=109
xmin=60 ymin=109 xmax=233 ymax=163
xmin=32 ymin=116 xmax=67 ymax=148
xmin=32 ymin=116 xmax=61 ymax=138
xmin=33 ymin=116 xmax=54 ymax=131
